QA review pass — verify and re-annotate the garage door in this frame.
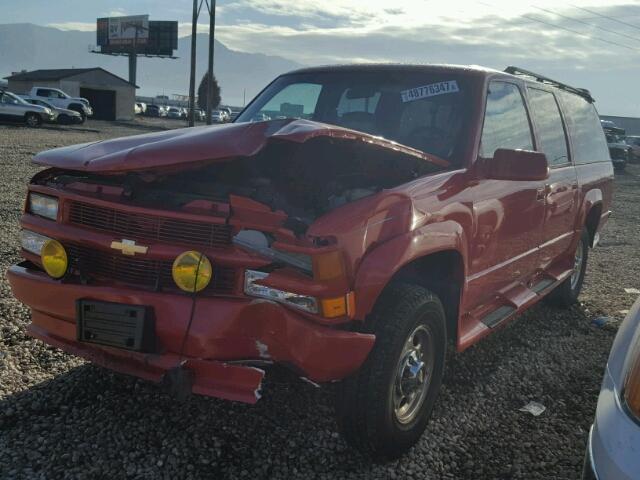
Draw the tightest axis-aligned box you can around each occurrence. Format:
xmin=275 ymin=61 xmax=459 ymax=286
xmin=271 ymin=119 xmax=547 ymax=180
xmin=80 ymin=88 xmax=116 ymax=121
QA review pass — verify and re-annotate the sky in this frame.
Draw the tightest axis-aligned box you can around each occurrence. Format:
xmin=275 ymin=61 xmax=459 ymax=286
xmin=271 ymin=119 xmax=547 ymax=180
xmin=2 ymin=0 xmax=640 ymax=115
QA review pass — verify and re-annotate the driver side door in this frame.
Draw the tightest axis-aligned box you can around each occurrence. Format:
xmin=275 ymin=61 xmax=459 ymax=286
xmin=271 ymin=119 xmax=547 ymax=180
xmin=464 ymin=81 xmax=546 ymax=328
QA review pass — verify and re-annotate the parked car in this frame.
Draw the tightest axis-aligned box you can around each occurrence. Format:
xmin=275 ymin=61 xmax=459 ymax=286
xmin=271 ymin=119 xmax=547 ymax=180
xmin=601 ymin=120 xmax=630 ymax=171
xmin=22 ymin=98 xmax=83 ymax=125
xmin=7 ymin=64 xmax=613 ymax=458
xmin=144 ymin=104 xmax=163 ymax=117
xmin=26 ymin=87 xmax=92 ymax=121
xmin=582 ymin=297 xmax=640 ymax=480
xmin=166 ymin=107 xmax=183 ymax=119
xmin=624 ymin=135 xmax=640 ymax=162
xmin=0 ymin=89 xmax=54 ymax=127
xmin=134 ymin=102 xmax=146 ymax=115
xmin=210 ymin=109 xmax=227 ymax=123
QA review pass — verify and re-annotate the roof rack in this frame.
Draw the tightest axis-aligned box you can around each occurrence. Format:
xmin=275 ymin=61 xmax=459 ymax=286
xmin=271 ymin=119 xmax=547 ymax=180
xmin=504 ymin=66 xmax=594 ymax=103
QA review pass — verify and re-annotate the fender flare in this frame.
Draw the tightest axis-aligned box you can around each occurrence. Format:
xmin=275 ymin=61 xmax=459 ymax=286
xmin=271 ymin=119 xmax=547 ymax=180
xmin=578 ymin=189 xmax=604 ymax=242
xmin=353 ymin=220 xmax=467 ymax=320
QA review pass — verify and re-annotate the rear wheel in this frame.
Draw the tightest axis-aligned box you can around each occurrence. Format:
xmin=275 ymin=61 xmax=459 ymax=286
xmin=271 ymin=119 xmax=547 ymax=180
xmin=547 ymin=229 xmax=589 ymax=307
xmin=24 ymin=113 xmax=41 ymax=128
xmin=335 ymin=283 xmax=446 ymax=459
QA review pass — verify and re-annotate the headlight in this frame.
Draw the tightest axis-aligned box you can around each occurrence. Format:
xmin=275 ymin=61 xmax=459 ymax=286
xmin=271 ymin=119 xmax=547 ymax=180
xmin=21 ymin=230 xmax=52 ymax=255
xmin=244 ymin=270 xmax=318 ymax=314
xmin=41 ymin=239 xmax=68 ymax=279
xmin=624 ymin=344 xmax=640 ymax=420
xmin=29 ymin=193 xmax=58 ymax=220
xmin=172 ymin=251 xmax=212 ymax=293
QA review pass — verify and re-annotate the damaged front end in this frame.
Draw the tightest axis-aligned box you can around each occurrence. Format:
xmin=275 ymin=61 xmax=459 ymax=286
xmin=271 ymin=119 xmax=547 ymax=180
xmin=9 ymin=118 xmax=447 ymax=402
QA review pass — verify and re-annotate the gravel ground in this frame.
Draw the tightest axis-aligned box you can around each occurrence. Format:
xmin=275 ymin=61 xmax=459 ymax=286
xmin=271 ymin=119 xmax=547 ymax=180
xmin=1 ymin=119 xmax=639 ymax=479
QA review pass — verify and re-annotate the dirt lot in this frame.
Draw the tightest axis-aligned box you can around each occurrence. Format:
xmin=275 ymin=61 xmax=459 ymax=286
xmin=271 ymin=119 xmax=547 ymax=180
xmin=0 ymin=119 xmax=638 ymax=479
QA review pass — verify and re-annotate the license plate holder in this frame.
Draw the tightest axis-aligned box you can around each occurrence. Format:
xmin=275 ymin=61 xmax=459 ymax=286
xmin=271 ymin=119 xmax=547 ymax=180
xmin=76 ymin=300 xmax=155 ymax=352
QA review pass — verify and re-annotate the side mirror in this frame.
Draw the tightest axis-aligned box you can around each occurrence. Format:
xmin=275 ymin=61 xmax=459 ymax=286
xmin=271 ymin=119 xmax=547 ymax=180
xmin=483 ymin=148 xmax=549 ymax=181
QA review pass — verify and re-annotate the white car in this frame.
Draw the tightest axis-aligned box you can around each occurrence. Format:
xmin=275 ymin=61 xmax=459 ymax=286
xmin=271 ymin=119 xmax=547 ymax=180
xmin=27 ymin=87 xmax=93 ymax=120
xmin=0 ymin=90 xmax=54 ymax=127
xmin=583 ymin=297 xmax=640 ymax=480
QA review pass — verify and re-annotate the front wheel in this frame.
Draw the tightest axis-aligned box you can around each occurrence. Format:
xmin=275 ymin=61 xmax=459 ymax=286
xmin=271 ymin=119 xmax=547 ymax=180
xmin=335 ymin=283 xmax=447 ymax=459
xmin=547 ymin=229 xmax=589 ymax=307
xmin=24 ymin=113 xmax=41 ymax=128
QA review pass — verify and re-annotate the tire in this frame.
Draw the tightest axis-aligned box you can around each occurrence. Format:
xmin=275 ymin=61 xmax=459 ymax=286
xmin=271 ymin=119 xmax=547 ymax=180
xmin=335 ymin=283 xmax=447 ymax=459
xmin=547 ymin=229 xmax=589 ymax=307
xmin=24 ymin=113 xmax=41 ymax=128
xmin=69 ymin=105 xmax=86 ymax=123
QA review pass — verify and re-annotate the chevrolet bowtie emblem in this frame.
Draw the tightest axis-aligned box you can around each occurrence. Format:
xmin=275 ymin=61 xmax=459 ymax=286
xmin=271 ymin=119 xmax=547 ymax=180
xmin=110 ymin=239 xmax=149 ymax=256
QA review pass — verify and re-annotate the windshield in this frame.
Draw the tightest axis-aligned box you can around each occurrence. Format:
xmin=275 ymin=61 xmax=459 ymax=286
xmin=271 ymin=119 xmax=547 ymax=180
xmin=2 ymin=92 xmax=28 ymax=105
xmin=236 ymin=70 xmax=474 ymax=161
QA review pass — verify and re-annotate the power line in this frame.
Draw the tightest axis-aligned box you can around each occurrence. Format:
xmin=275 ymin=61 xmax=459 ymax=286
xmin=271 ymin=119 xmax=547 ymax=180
xmin=532 ymin=5 xmax=640 ymax=43
xmin=571 ymin=4 xmax=640 ymax=31
xmin=476 ymin=1 xmax=640 ymax=53
xmin=521 ymin=14 xmax=639 ymax=51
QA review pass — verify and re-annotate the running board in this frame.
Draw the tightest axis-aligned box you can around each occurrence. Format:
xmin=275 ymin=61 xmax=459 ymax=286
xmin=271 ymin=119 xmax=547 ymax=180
xmin=481 ymin=305 xmax=517 ymax=328
xmin=531 ymin=278 xmax=555 ymax=294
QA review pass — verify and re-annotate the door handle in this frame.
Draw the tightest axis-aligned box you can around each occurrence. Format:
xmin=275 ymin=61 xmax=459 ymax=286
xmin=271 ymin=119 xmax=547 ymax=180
xmin=536 ymin=184 xmax=551 ymax=201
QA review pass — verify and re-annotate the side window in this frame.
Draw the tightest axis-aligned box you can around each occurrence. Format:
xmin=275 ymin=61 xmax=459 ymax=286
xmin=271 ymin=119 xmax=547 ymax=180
xmin=557 ymin=91 xmax=610 ymax=164
xmin=527 ymin=88 xmax=569 ymax=166
xmin=480 ymin=82 xmax=533 ymax=157
xmin=255 ymin=83 xmax=321 ymax=120
xmin=56 ymin=91 xmax=66 ymax=99
xmin=36 ymin=89 xmax=49 ymax=97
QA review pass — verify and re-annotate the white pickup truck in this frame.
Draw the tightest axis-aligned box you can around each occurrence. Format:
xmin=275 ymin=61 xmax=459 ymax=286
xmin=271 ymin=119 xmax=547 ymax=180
xmin=26 ymin=87 xmax=93 ymax=121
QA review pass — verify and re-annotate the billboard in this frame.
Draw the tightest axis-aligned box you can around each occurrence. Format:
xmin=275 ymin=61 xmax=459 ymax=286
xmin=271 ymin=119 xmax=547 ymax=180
xmin=97 ymin=17 xmax=177 ymax=56
xmin=108 ymin=15 xmax=149 ymax=45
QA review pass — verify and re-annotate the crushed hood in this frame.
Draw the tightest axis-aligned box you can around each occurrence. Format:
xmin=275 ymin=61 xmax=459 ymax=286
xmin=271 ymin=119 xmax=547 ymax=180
xmin=32 ymin=118 xmax=450 ymax=173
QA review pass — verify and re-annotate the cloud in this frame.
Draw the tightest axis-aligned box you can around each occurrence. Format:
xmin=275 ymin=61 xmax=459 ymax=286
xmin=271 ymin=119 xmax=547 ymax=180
xmin=47 ymin=22 xmax=96 ymax=32
xmin=104 ymin=8 xmax=128 ymax=18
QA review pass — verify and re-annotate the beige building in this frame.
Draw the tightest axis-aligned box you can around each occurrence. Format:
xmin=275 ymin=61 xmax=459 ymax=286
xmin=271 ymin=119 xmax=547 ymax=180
xmin=5 ymin=68 xmax=137 ymax=121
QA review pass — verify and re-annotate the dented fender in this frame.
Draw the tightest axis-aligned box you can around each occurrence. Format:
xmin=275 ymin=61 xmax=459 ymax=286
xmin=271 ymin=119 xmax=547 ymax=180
xmin=353 ymin=220 xmax=467 ymax=320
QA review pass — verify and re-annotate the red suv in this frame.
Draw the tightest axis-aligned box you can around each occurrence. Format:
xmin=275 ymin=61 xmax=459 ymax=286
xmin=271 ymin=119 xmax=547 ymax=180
xmin=8 ymin=65 xmax=612 ymax=458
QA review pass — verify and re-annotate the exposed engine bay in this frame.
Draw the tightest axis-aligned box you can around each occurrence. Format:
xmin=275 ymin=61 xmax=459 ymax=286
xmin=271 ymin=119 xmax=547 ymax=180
xmin=36 ymin=137 xmax=442 ymax=232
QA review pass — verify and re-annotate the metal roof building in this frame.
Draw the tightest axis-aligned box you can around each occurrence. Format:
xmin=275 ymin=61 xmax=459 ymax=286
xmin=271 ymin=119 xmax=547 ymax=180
xmin=5 ymin=68 xmax=138 ymax=121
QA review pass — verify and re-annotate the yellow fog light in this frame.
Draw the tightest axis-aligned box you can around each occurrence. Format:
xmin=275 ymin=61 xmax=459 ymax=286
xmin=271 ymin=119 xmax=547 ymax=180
xmin=40 ymin=239 xmax=68 ymax=279
xmin=172 ymin=251 xmax=212 ymax=293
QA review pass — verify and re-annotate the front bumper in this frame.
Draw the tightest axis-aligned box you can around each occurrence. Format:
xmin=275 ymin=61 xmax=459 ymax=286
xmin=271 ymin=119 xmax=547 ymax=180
xmin=8 ymin=263 xmax=375 ymax=403
xmin=584 ymin=366 xmax=640 ymax=480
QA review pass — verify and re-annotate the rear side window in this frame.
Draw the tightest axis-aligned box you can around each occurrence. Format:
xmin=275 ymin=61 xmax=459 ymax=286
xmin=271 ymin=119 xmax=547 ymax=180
xmin=527 ymin=88 xmax=569 ymax=166
xmin=480 ymin=82 xmax=533 ymax=157
xmin=36 ymin=89 xmax=49 ymax=97
xmin=557 ymin=91 xmax=609 ymax=164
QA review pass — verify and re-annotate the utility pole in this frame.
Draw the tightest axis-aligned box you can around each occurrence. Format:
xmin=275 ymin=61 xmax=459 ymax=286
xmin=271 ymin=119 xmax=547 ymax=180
xmin=128 ymin=26 xmax=138 ymax=86
xmin=187 ymin=0 xmax=198 ymax=127
xmin=205 ymin=0 xmax=216 ymax=125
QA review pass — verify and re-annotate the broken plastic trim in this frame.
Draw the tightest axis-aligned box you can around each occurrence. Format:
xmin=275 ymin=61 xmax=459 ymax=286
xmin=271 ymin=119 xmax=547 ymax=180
xmin=232 ymin=235 xmax=312 ymax=274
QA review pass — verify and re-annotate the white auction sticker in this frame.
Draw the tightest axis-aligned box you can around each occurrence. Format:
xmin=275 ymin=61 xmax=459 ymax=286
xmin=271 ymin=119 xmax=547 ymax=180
xmin=401 ymin=80 xmax=459 ymax=103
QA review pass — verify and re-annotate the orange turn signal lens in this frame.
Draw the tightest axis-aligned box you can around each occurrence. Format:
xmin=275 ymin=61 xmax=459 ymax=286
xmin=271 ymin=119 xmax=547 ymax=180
xmin=321 ymin=292 xmax=356 ymax=319
xmin=312 ymin=250 xmax=345 ymax=281
xmin=321 ymin=297 xmax=347 ymax=318
xmin=624 ymin=346 xmax=640 ymax=420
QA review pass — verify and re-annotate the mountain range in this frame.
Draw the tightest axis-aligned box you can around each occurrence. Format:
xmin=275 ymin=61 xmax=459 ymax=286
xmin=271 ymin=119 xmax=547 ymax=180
xmin=0 ymin=23 xmax=302 ymax=106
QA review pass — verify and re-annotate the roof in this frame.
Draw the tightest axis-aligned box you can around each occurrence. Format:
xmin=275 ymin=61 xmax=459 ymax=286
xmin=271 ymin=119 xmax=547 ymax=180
xmin=4 ymin=68 xmax=138 ymax=88
xmin=285 ymin=63 xmax=502 ymax=77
